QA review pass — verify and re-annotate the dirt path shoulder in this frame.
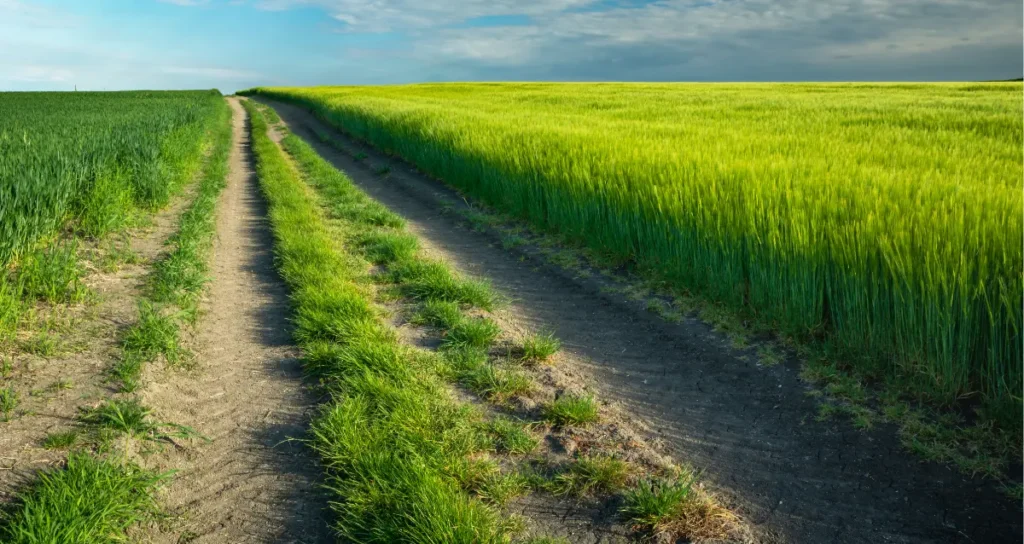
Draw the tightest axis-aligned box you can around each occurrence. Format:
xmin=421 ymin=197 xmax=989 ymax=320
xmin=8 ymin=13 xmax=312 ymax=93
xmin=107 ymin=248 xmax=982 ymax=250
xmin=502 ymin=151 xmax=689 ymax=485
xmin=258 ymin=97 xmax=1021 ymax=544
xmin=139 ymin=97 xmax=331 ymax=544
xmin=0 ymin=166 xmax=200 ymax=500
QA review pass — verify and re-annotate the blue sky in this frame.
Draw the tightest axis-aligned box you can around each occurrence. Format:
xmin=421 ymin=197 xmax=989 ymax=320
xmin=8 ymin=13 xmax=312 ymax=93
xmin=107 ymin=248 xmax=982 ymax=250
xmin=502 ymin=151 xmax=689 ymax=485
xmin=1 ymin=0 xmax=1020 ymax=92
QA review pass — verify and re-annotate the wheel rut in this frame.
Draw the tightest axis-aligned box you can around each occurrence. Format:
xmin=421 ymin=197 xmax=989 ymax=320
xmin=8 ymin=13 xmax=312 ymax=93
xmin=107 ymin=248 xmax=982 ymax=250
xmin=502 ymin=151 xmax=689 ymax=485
xmin=139 ymin=97 xmax=332 ymax=544
xmin=257 ymin=97 xmax=1021 ymax=544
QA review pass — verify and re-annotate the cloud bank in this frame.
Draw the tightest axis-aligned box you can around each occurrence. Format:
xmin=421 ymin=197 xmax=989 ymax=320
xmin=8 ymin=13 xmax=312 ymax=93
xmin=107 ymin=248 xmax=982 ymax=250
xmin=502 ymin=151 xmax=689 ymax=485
xmin=0 ymin=0 xmax=1019 ymax=91
xmin=287 ymin=0 xmax=1022 ymax=81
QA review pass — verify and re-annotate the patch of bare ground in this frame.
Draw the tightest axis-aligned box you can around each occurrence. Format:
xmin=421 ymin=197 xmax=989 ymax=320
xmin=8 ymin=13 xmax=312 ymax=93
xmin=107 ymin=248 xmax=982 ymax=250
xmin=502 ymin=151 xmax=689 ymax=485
xmin=0 ymin=184 xmax=200 ymax=501
xmin=135 ymin=97 xmax=332 ymax=544
xmin=259 ymin=97 xmax=1022 ymax=544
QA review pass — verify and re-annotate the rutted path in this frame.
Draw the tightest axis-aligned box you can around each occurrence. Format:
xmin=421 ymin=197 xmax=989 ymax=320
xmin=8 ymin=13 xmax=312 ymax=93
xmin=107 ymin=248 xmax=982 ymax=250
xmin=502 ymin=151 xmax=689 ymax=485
xmin=258 ymin=97 xmax=1021 ymax=544
xmin=140 ymin=97 xmax=331 ymax=543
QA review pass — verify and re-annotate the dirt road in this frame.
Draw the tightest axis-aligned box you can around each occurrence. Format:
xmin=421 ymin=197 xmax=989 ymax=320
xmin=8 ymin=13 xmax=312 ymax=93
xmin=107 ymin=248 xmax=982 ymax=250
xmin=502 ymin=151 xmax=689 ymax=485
xmin=140 ymin=97 xmax=332 ymax=544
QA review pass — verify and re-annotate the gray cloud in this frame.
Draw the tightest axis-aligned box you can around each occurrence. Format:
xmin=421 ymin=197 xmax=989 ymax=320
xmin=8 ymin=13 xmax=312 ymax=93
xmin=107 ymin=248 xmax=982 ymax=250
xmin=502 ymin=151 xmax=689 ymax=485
xmin=265 ymin=0 xmax=1023 ymax=81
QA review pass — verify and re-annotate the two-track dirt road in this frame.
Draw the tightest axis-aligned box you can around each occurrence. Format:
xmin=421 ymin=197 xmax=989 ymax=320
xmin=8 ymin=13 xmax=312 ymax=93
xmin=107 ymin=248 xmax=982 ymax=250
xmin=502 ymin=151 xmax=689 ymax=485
xmin=140 ymin=97 xmax=332 ymax=544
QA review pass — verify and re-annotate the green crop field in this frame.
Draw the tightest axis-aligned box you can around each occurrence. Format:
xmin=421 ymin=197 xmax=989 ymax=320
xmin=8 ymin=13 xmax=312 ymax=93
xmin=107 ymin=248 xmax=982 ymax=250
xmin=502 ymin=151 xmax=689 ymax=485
xmin=0 ymin=90 xmax=224 ymax=332
xmin=0 ymin=90 xmax=224 ymax=266
xmin=244 ymin=83 xmax=1023 ymax=426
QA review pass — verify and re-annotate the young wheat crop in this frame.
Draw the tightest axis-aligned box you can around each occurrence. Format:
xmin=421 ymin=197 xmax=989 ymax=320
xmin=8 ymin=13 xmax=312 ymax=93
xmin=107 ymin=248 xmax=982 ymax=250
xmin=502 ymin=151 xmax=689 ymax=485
xmin=243 ymin=83 xmax=1023 ymax=426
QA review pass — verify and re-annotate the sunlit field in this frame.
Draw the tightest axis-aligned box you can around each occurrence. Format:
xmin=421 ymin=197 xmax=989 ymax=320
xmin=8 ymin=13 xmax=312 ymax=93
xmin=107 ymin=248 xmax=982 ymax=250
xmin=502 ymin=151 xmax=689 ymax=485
xmin=246 ymin=82 xmax=1023 ymax=425
xmin=0 ymin=91 xmax=225 ymax=334
xmin=0 ymin=91 xmax=224 ymax=264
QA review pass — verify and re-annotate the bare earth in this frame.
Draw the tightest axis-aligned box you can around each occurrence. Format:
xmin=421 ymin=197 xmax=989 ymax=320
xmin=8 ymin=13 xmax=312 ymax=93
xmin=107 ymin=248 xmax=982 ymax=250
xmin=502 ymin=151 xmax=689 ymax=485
xmin=139 ymin=97 xmax=332 ymax=544
xmin=258 ymin=97 xmax=1021 ymax=544
xmin=0 ymin=172 xmax=199 ymax=500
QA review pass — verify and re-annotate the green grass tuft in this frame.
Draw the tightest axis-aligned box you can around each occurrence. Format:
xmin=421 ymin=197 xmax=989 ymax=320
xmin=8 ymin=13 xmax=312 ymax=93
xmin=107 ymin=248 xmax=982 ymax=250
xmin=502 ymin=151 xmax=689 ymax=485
xmin=122 ymin=302 xmax=181 ymax=365
xmin=356 ymin=229 xmax=419 ymax=265
xmin=18 ymin=242 xmax=86 ymax=304
xmin=0 ymin=387 xmax=19 ymax=421
xmin=80 ymin=399 xmax=201 ymax=443
xmin=520 ymin=332 xmax=561 ymax=364
xmin=620 ymin=476 xmax=696 ymax=529
xmin=413 ymin=299 xmax=463 ymax=330
xmin=41 ymin=430 xmax=80 ymax=450
xmin=485 ymin=418 xmax=538 ymax=455
xmin=390 ymin=260 xmax=494 ymax=310
xmin=0 ymin=454 xmax=165 ymax=544
xmin=550 ymin=455 xmax=630 ymax=497
xmin=443 ymin=317 xmax=501 ymax=351
xmin=543 ymin=394 xmax=598 ymax=426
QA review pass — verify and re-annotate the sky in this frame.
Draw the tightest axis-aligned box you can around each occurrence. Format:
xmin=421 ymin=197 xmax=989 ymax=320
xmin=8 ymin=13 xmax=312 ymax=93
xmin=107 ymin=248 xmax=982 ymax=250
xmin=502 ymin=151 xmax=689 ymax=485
xmin=1 ymin=0 xmax=1021 ymax=92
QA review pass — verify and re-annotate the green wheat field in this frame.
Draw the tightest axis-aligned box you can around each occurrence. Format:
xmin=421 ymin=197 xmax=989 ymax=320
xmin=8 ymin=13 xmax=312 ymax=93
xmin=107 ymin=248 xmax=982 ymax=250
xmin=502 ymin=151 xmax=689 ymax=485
xmin=249 ymin=82 xmax=1023 ymax=425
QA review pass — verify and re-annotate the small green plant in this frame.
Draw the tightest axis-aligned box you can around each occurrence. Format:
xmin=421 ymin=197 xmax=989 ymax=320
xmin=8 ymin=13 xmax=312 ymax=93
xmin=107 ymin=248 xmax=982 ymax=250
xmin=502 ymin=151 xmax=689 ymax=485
xmin=42 ymin=430 xmax=80 ymax=450
xmin=80 ymin=399 xmax=202 ymax=443
xmin=443 ymin=317 xmax=501 ymax=350
xmin=460 ymin=363 xmax=531 ymax=402
xmin=97 ymin=238 xmax=140 ymax=273
xmin=551 ymin=455 xmax=630 ymax=497
xmin=520 ymin=332 xmax=561 ymax=364
xmin=543 ymin=394 xmax=598 ymax=426
xmin=0 ymin=453 xmax=165 ymax=542
xmin=0 ymin=387 xmax=19 ymax=421
xmin=756 ymin=345 xmax=784 ymax=367
xmin=501 ymin=234 xmax=525 ymax=250
xmin=620 ymin=476 xmax=696 ymax=530
xmin=413 ymin=299 xmax=463 ymax=330
xmin=546 ymin=250 xmax=578 ymax=269
xmin=357 ymin=230 xmax=418 ymax=265
xmin=486 ymin=418 xmax=538 ymax=454
xmin=353 ymin=151 xmax=368 ymax=161
xmin=122 ymin=302 xmax=181 ymax=364
xmin=816 ymin=402 xmax=839 ymax=422
xmin=373 ymin=165 xmax=391 ymax=176
xmin=48 ymin=379 xmax=73 ymax=392
xmin=18 ymin=242 xmax=87 ymax=304
xmin=390 ymin=260 xmax=494 ymax=309
xmin=477 ymin=471 xmax=529 ymax=506
xmin=112 ymin=355 xmax=143 ymax=393
xmin=21 ymin=331 xmax=59 ymax=357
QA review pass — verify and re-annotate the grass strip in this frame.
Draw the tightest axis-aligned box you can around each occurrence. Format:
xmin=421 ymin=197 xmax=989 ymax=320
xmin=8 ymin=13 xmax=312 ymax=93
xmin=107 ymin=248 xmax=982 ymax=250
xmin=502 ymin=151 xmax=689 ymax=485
xmin=245 ymin=100 xmax=517 ymax=542
xmin=112 ymin=99 xmax=233 ymax=392
xmin=0 ymin=453 xmax=165 ymax=544
xmin=268 ymin=102 xmax=738 ymax=542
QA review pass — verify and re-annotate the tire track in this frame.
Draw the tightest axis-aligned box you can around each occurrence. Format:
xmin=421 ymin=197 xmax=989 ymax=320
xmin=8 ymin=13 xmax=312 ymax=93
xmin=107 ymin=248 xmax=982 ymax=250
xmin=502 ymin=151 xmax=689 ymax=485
xmin=139 ymin=97 xmax=332 ymax=544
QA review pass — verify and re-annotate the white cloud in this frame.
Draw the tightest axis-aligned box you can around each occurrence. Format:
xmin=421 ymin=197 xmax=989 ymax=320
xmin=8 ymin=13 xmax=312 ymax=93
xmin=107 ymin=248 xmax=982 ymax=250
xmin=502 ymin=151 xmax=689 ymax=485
xmin=160 ymin=66 xmax=262 ymax=79
xmin=10 ymin=65 xmax=75 ymax=83
xmin=257 ymin=0 xmax=594 ymax=32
